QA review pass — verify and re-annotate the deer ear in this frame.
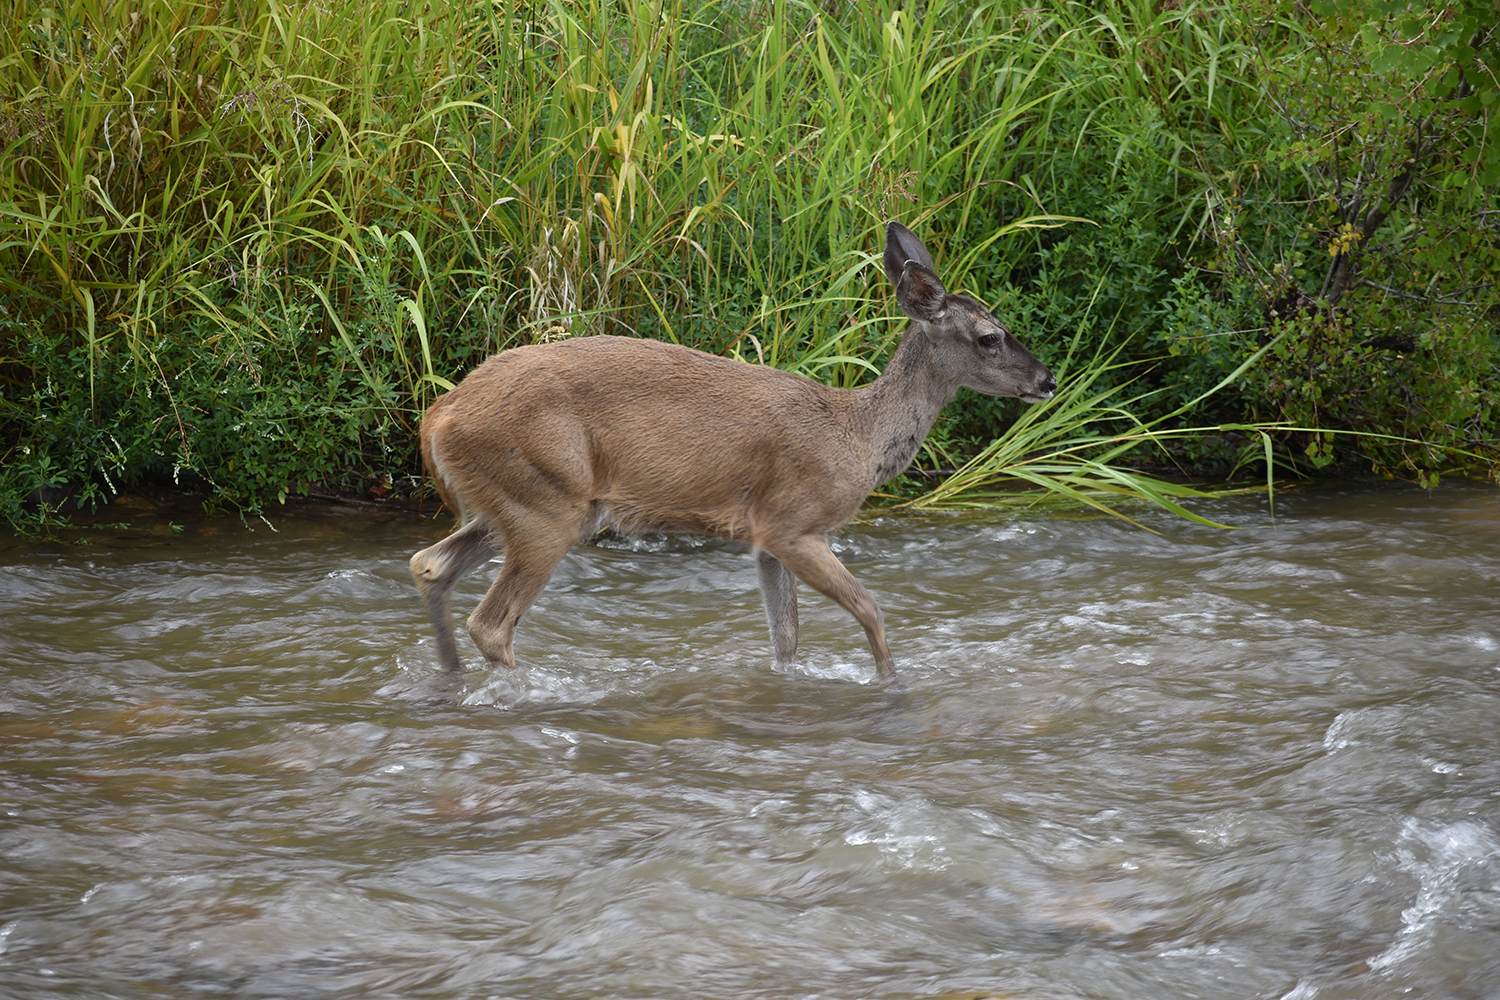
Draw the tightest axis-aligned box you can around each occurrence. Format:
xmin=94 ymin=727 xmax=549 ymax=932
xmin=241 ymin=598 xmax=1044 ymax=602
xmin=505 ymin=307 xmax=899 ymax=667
xmin=893 ymin=263 xmax=947 ymax=322
xmin=883 ymin=221 xmax=937 ymax=287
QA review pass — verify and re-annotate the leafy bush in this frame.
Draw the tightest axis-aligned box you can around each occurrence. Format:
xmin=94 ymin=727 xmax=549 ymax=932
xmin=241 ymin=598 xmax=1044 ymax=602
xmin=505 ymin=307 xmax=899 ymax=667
xmin=1192 ymin=0 xmax=1500 ymax=481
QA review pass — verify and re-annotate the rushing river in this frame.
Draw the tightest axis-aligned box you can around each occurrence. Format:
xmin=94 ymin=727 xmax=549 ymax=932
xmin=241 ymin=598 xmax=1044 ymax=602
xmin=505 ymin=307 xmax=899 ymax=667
xmin=2 ymin=486 xmax=1498 ymax=1000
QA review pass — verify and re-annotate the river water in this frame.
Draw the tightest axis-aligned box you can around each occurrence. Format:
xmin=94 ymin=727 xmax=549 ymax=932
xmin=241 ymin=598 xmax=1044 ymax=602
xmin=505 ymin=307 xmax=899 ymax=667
xmin=1 ymin=486 xmax=1498 ymax=1000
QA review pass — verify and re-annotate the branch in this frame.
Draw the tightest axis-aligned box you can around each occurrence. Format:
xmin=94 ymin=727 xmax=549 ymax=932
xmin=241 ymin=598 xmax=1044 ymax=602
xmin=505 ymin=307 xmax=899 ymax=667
xmin=1358 ymin=278 xmax=1498 ymax=308
xmin=1321 ymin=118 xmax=1435 ymax=309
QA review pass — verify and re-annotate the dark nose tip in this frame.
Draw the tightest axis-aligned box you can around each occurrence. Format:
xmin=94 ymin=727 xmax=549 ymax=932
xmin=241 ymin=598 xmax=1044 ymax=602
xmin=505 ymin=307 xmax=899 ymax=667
xmin=1040 ymin=375 xmax=1057 ymax=396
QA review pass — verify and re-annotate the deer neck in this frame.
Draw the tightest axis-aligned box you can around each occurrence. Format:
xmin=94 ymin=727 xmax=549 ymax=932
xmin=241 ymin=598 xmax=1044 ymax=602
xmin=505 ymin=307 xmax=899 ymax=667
xmin=852 ymin=326 xmax=960 ymax=488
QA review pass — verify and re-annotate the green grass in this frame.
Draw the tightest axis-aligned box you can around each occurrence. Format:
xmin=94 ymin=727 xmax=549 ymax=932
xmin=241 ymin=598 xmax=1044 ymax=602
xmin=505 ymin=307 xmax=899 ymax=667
xmin=2 ymin=0 xmax=1494 ymax=532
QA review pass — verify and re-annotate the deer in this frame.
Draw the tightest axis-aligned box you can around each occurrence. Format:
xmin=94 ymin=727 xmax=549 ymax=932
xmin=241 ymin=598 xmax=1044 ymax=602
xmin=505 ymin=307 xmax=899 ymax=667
xmin=409 ymin=221 xmax=1056 ymax=682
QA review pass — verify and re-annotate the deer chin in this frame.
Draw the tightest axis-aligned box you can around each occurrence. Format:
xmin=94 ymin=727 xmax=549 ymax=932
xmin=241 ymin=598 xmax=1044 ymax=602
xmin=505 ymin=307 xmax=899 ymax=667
xmin=1020 ymin=391 xmax=1054 ymax=404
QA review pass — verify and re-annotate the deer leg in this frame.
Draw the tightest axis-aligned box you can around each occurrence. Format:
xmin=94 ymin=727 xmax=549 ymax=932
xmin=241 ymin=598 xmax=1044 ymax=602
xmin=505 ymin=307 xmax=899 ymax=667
xmin=766 ymin=535 xmax=895 ymax=680
xmin=465 ymin=513 xmax=583 ymax=670
xmin=410 ymin=518 xmax=500 ymax=673
xmin=755 ymin=548 xmax=799 ymax=666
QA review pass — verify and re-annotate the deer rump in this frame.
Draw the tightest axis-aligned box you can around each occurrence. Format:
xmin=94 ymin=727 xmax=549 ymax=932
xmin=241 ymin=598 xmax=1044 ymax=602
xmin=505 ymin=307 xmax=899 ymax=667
xmin=410 ymin=221 xmax=1055 ymax=682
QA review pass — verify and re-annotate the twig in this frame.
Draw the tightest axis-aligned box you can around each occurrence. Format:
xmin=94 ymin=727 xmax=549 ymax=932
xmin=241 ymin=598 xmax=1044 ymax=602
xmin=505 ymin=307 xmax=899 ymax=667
xmin=1358 ymin=278 xmax=1496 ymax=307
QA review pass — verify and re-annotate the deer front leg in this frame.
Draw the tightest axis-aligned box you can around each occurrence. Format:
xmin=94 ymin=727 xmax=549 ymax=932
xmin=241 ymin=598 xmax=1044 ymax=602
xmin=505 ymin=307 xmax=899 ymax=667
xmin=766 ymin=535 xmax=895 ymax=680
xmin=756 ymin=548 xmax=799 ymax=666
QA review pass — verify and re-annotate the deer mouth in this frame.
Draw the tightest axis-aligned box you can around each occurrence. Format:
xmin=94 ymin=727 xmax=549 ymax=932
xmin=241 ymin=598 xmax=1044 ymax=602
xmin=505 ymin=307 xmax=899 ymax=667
xmin=1020 ymin=375 xmax=1058 ymax=404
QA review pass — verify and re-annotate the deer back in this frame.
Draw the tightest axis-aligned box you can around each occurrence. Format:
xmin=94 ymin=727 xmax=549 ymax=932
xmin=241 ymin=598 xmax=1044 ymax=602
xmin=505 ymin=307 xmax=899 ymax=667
xmin=421 ymin=335 xmax=876 ymax=544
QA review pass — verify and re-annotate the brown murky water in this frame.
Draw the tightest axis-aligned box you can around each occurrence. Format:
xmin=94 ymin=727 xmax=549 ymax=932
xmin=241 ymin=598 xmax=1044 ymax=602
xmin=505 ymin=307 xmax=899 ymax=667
xmin=2 ymin=486 xmax=1498 ymax=999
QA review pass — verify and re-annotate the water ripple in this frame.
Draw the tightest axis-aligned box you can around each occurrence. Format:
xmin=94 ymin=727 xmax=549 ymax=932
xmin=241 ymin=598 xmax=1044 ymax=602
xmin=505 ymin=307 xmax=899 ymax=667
xmin=1 ymin=487 xmax=1498 ymax=998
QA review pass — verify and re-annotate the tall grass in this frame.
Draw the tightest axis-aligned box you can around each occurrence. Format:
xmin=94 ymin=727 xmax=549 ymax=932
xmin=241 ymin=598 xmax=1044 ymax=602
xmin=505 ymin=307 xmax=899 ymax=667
xmin=5 ymin=0 xmax=1458 ymax=530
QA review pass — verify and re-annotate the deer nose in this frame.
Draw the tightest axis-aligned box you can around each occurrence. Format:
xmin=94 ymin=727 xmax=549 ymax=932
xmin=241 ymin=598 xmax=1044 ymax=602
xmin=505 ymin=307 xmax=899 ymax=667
xmin=1039 ymin=374 xmax=1057 ymax=397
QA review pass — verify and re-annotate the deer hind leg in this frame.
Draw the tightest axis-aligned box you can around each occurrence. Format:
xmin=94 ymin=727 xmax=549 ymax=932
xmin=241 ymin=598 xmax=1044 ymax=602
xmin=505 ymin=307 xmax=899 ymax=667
xmin=410 ymin=517 xmax=501 ymax=673
xmin=766 ymin=535 xmax=895 ymax=680
xmin=755 ymin=548 xmax=799 ymax=666
xmin=465 ymin=509 xmax=587 ymax=670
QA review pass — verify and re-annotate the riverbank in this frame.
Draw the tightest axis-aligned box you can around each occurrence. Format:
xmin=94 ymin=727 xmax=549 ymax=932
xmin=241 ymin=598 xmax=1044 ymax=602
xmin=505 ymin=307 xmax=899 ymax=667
xmin=4 ymin=0 xmax=1496 ymax=530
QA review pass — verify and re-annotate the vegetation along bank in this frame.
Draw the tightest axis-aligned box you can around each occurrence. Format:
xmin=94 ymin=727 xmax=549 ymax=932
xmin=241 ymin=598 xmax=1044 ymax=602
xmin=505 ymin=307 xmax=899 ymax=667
xmin=2 ymin=0 xmax=1496 ymax=531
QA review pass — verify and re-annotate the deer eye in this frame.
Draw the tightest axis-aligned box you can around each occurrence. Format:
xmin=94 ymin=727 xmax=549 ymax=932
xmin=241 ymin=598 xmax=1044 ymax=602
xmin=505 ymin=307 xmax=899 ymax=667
xmin=977 ymin=333 xmax=1000 ymax=349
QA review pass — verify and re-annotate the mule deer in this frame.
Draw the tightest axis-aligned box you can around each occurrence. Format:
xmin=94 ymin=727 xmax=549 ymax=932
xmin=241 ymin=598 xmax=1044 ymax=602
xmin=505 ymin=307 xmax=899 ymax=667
xmin=410 ymin=221 xmax=1055 ymax=680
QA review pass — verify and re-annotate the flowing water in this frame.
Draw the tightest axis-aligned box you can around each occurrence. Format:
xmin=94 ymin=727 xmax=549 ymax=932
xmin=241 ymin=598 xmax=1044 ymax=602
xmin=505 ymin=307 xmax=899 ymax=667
xmin=2 ymin=486 xmax=1498 ymax=1000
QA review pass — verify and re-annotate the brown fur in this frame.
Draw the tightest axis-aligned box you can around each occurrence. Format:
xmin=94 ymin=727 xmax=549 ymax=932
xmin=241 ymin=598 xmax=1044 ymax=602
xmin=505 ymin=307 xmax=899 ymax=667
xmin=409 ymin=221 xmax=1054 ymax=680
